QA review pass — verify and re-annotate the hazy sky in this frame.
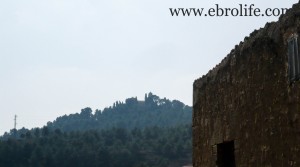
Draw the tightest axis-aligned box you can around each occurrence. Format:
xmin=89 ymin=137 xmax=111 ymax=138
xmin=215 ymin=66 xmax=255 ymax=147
xmin=0 ymin=0 xmax=297 ymax=134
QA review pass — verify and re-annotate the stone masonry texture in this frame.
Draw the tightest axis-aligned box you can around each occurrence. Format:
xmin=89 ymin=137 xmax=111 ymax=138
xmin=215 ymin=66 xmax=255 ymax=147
xmin=193 ymin=2 xmax=300 ymax=167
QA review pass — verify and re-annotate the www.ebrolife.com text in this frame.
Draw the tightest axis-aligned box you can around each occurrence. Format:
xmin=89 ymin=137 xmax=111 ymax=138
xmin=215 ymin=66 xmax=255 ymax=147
xmin=170 ymin=4 xmax=288 ymax=17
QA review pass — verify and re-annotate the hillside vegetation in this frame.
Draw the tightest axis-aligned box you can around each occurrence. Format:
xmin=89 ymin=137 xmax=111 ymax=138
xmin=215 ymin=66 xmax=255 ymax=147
xmin=0 ymin=93 xmax=192 ymax=167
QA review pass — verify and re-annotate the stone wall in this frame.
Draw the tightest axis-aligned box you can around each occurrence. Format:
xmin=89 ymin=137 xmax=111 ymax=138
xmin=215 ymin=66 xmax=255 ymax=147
xmin=193 ymin=2 xmax=300 ymax=167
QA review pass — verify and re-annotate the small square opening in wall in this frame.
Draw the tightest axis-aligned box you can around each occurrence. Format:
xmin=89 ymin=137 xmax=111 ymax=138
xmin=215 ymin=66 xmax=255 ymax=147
xmin=288 ymin=34 xmax=300 ymax=83
xmin=216 ymin=140 xmax=236 ymax=167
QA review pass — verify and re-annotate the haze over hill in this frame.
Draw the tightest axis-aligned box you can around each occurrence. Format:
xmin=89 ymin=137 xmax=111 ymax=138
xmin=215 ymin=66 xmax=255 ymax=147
xmin=0 ymin=93 xmax=192 ymax=167
xmin=2 ymin=92 xmax=191 ymax=136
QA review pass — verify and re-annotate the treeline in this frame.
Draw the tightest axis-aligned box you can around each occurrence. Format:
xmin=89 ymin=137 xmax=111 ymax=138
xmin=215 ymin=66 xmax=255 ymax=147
xmin=0 ymin=125 xmax=192 ymax=167
xmin=47 ymin=92 xmax=192 ymax=132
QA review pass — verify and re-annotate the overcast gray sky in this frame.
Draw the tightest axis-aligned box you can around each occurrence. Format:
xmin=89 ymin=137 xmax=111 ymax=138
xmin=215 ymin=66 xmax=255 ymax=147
xmin=0 ymin=0 xmax=297 ymax=135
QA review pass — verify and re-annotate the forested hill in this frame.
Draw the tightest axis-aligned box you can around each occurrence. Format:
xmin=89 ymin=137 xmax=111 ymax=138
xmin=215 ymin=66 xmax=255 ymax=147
xmin=46 ymin=92 xmax=192 ymax=132
xmin=0 ymin=93 xmax=193 ymax=167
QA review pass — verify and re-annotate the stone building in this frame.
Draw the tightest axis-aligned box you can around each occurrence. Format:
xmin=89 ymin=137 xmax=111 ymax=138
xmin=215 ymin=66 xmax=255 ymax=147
xmin=193 ymin=2 xmax=300 ymax=167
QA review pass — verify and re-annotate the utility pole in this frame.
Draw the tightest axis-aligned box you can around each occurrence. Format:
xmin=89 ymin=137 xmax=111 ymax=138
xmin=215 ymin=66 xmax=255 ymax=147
xmin=14 ymin=115 xmax=17 ymax=130
xmin=14 ymin=115 xmax=17 ymax=138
